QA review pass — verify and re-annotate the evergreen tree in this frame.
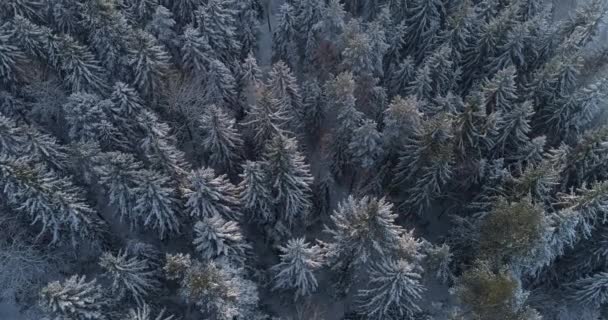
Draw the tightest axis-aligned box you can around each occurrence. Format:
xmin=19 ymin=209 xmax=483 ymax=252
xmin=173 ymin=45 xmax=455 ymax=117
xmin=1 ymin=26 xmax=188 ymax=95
xmin=204 ymin=59 xmax=236 ymax=108
xmin=0 ymin=0 xmax=41 ymax=20
xmin=132 ymin=169 xmax=180 ymax=239
xmin=493 ymin=101 xmax=534 ymax=158
xmin=271 ymin=238 xmax=323 ymax=300
xmin=199 ymin=105 xmax=243 ymax=173
xmin=242 ymin=86 xmax=289 ymax=153
xmin=268 ymin=61 xmax=302 ymax=130
xmin=4 ymin=15 xmax=46 ymax=61
xmin=349 ymin=119 xmax=383 ymax=170
xmin=357 ymin=259 xmax=425 ymax=319
xmin=195 ymin=0 xmax=240 ymax=64
xmin=164 ymin=256 xmax=259 ymax=319
xmin=94 ymin=152 xmax=144 ymax=225
xmin=128 ymin=31 xmax=170 ymax=100
xmin=273 ymin=3 xmax=298 ymax=66
xmin=388 ymin=58 xmax=416 ymax=98
xmin=180 ymin=25 xmax=212 ymax=74
xmin=54 ymin=35 xmax=108 ymax=93
xmin=340 ymin=20 xmax=377 ymax=77
xmin=393 ymin=114 xmax=455 ymax=215
xmin=147 ymin=5 xmax=177 ymax=49
xmin=99 ymin=250 xmax=159 ymax=304
xmin=481 ymin=66 xmax=518 ymax=114
xmin=261 ymin=135 xmax=313 ymax=228
xmin=323 ymin=196 xmax=405 ymax=269
xmin=193 ymin=214 xmax=250 ymax=263
xmin=39 ymin=275 xmax=106 ymax=320
xmin=183 ymin=168 xmax=240 ymax=220
xmin=108 ymin=82 xmax=144 ymax=141
xmin=403 ymin=0 xmax=444 ymax=60
xmin=0 ymin=155 xmax=104 ymax=245
xmin=238 ymin=161 xmax=273 ymax=223
xmin=123 ymin=304 xmax=175 ymax=320
xmin=383 ymin=96 xmax=423 ymax=155
xmin=171 ymin=0 xmax=202 ymax=25
xmin=63 ymin=93 xmax=115 ymax=144
xmin=121 ymin=0 xmax=159 ymax=24
xmin=301 ymin=79 xmax=325 ymax=140
xmin=235 ymin=0 xmax=260 ymax=58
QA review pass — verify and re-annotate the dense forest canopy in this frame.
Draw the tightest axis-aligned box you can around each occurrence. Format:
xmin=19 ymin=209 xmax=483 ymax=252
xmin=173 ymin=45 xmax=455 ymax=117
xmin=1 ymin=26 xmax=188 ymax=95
xmin=0 ymin=0 xmax=608 ymax=319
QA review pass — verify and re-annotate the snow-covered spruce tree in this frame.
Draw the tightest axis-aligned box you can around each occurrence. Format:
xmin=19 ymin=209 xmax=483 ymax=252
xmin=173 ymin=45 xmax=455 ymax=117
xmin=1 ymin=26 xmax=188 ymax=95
xmin=292 ymin=0 xmax=324 ymax=66
xmin=0 ymin=155 xmax=104 ymax=245
xmin=235 ymin=0 xmax=260 ymax=59
xmin=199 ymin=105 xmax=243 ymax=173
xmin=349 ymin=118 xmax=383 ymax=171
xmin=94 ymin=152 xmax=145 ymax=224
xmin=132 ymin=169 xmax=180 ymax=239
xmin=137 ymin=110 xmax=190 ymax=179
xmin=301 ymin=79 xmax=325 ymax=140
xmin=357 ymin=259 xmax=425 ymax=319
xmin=480 ymin=66 xmax=518 ymax=114
xmin=0 ymin=0 xmax=42 ymax=20
xmin=339 ymin=20 xmax=377 ymax=78
xmin=108 ymin=82 xmax=144 ymax=142
xmin=62 ymin=92 xmax=117 ymax=145
xmin=393 ymin=113 xmax=455 ymax=215
xmin=268 ymin=61 xmax=303 ymax=130
xmin=52 ymin=35 xmax=109 ymax=93
xmin=238 ymin=52 xmax=262 ymax=106
xmin=183 ymin=168 xmax=240 ymax=220
xmin=273 ymin=3 xmax=298 ymax=66
xmin=560 ymin=127 xmax=608 ymax=189
xmin=170 ymin=0 xmax=202 ymax=25
xmin=453 ymin=93 xmax=497 ymax=160
xmin=261 ymin=135 xmax=313 ymax=229
xmin=403 ymin=0 xmax=444 ymax=61
xmin=204 ymin=59 xmax=237 ymax=108
xmin=180 ymin=25 xmax=212 ymax=74
xmin=425 ymin=243 xmax=453 ymax=284
xmin=147 ymin=5 xmax=177 ymax=49
xmin=567 ymin=272 xmax=608 ymax=311
xmin=195 ymin=0 xmax=240 ymax=65
xmin=121 ymin=0 xmax=158 ymax=25
xmin=388 ymin=58 xmax=416 ymax=98
xmin=99 ymin=250 xmax=159 ymax=304
xmin=128 ymin=31 xmax=170 ymax=100
xmin=326 ymin=72 xmax=364 ymax=179
xmin=193 ymin=214 xmax=250 ymax=263
xmin=123 ymin=304 xmax=175 ymax=320
xmin=383 ymin=96 xmax=423 ymax=156
xmin=39 ymin=275 xmax=106 ymax=320
xmin=164 ymin=255 xmax=259 ymax=319
xmin=272 ymin=238 xmax=323 ymax=300
xmin=238 ymin=160 xmax=273 ymax=224
xmin=493 ymin=100 xmax=534 ymax=160
xmin=323 ymin=196 xmax=405 ymax=270
xmin=242 ymin=85 xmax=289 ymax=153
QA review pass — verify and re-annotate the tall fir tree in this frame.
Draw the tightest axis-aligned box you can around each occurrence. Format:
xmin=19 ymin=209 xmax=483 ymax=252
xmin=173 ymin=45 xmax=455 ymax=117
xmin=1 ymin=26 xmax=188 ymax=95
xmin=39 ymin=275 xmax=106 ymax=320
xmin=183 ymin=168 xmax=240 ymax=220
xmin=271 ymin=238 xmax=323 ymax=300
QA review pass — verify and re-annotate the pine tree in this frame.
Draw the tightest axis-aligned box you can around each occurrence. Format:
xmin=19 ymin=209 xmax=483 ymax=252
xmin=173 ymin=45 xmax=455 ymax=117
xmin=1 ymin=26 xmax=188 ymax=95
xmin=323 ymin=196 xmax=405 ymax=268
xmin=393 ymin=114 xmax=455 ymax=215
xmin=4 ymin=15 xmax=47 ymax=60
xmin=357 ymin=259 xmax=425 ymax=319
xmin=195 ymin=0 xmax=240 ymax=64
xmin=340 ymin=20 xmax=376 ymax=77
xmin=388 ymin=58 xmax=416 ymax=98
xmin=242 ymin=86 xmax=289 ymax=153
xmin=199 ymin=105 xmax=243 ymax=173
xmin=121 ymin=0 xmax=158 ymax=24
xmin=407 ymin=64 xmax=434 ymax=101
xmin=301 ymin=79 xmax=324 ymax=140
xmin=147 ymin=5 xmax=177 ymax=49
xmin=123 ymin=304 xmax=175 ymax=320
xmin=204 ymin=59 xmax=236 ymax=108
xmin=238 ymin=161 xmax=273 ymax=223
xmin=54 ymin=35 xmax=108 ymax=93
xmin=47 ymin=0 xmax=80 ymax=34
xmin=403 ymin=0 xmax=444 ymax=60
xmin=165 ymin=256 xmax=259 ymax=319
xmin=180 ymin=25 xmax=212 ymax=74
xmin=63 ymin=93 xmax=116 ymax=144
xmin=171 ymin=0 xmax=202 ymax=25
xmin=261 ymin=135 xmax=313 ymax=228
xmin=183 ymin=168 xmax=240 ymax=220
xmin=132 ymin=169 xmax=180 ymax=239
xmin=99 ymin=250 xmax=159 ymax=304
xmin=0 ymin=0 xmax=41 ymax=20
xmin=94 ymin=152 xmax=144 ymax=225
xmin=268 ymin=61 xmax=302 ymax=130
xmin=273 ymin=3 xmax=298 ymax=66
xmin=128 ymin=31 xmax=170 ymax=100
xmin=326 ymin=72 xmax=364 ymax=178
xmin=235 ymin=0 xmax=260 ymax=58
xmin=193 ymin=214 xmax=250 ymax=263
xmin=108 ymin=82 xmax=144 ymax=141
xmin=568 ymin=272 xmax=608 ymax=310
xmin=383 ymin=96 xmax=423 ymax=155
xmin=271 ymin=238 xmax=323 ymax=300
xmin=493 ymin=101 xmax=534 ymax=158
xmin=0 ymin=155 xmax=104 ymax=245
xmin=39 ymin=275 xmax=106 ymax=320
xmin=349 ymin=119 xmax=383 ymax=170
xmin=481 ymin=66 xmax=518 ymax=114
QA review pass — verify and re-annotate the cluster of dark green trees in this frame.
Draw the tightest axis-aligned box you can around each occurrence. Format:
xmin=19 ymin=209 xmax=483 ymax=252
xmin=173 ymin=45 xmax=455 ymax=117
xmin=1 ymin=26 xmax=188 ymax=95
xmin=0 ymin=0 xmax=608 ymax=319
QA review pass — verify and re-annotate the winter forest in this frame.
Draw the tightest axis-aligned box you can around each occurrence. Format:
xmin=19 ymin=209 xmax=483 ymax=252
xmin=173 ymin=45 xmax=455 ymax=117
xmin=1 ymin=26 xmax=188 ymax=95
xmin=1 ymin=0 xmax=608 ymax=319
